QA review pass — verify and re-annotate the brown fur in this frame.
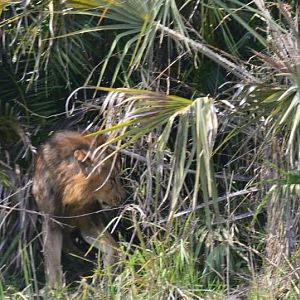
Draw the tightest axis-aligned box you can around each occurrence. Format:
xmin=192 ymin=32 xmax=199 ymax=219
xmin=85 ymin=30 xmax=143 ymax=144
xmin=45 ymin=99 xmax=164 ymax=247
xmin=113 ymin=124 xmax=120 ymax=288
xmin=32 ymin=131 xmax=125 ymax=288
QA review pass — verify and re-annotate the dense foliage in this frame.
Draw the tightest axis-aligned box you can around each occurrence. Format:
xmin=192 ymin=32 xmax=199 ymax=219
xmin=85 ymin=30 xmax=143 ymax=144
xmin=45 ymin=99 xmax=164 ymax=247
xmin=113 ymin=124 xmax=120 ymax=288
xmin=1 ymin=0 xmax=300 ymax=299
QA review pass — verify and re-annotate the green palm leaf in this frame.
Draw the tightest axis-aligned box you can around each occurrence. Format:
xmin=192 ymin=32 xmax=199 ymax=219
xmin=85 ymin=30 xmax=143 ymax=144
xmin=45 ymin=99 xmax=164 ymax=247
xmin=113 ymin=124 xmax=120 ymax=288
xmin=64 ymin=0 xmax=255 ymax=86
xmin=68 ymin=87 xmax=220 ymax=227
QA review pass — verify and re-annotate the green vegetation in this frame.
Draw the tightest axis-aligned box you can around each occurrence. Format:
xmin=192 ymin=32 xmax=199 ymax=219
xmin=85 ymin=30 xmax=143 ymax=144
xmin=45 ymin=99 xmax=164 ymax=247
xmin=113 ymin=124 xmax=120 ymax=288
xmin=1 ymin=0 xmax=300 ymax=299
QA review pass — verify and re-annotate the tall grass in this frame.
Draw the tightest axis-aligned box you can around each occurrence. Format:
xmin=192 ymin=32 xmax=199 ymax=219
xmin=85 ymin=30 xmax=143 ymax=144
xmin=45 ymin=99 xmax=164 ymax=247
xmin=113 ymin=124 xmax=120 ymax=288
xmin=1 ymin=1 xmax=300 ymax=299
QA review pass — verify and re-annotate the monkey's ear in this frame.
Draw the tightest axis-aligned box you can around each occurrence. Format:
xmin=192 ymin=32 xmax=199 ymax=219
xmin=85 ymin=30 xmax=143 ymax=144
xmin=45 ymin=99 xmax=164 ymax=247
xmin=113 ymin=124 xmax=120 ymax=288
xmin=74 ymin=149 xmax=89 ymax=162
xmin=74 ymin=149 xmax=92 ymax=176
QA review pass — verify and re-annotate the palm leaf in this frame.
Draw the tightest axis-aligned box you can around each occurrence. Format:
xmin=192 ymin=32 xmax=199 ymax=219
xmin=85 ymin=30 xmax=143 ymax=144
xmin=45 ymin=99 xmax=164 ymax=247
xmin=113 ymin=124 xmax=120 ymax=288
xmin=63 ymin=0 xmax=256 ymax=86
xmin=68 ymin=87 xmax=219 ymax=228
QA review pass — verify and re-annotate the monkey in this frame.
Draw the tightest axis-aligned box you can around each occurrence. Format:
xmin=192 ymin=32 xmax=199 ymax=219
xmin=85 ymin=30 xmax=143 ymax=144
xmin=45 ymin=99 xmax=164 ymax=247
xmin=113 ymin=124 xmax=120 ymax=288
xmin=32 ymin=131 xmax=125 ymax=288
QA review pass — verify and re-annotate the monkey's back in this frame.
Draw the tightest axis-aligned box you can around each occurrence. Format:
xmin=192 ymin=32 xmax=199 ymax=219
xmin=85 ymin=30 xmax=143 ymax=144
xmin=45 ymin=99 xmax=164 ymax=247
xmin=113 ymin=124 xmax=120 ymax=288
xmin=32 ymin=131 xmax=99 ymax=216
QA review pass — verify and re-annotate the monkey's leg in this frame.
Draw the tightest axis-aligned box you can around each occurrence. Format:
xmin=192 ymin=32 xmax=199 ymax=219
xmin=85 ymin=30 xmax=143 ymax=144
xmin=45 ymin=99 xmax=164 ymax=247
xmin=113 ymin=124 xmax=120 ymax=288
xmin=42 ymin=215 xmax=63 ymax=288
xmin=79 ymin=219 xmax=120 ymax=269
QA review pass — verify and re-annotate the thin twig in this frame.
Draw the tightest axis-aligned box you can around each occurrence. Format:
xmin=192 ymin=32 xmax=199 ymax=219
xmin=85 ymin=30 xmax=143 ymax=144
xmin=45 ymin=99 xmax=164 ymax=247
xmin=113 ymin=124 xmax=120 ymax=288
xmin=158 ymin=187 xmax=259 ymax=224
xmin=155 ymin=22 xmax=260 ymax=83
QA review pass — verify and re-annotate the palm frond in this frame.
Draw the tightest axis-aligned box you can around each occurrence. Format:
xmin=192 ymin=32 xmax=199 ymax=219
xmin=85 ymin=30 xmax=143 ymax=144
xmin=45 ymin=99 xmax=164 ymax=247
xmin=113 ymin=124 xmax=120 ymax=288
xmin=68 ymin=87 xmax=220 ymax=230
xmin=64 ymin=0 xmax=257 ymax=86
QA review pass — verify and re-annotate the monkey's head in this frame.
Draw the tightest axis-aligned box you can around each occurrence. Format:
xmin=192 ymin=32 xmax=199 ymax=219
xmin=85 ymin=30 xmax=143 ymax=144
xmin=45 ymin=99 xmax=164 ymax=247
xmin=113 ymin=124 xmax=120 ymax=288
xmin=73 ymin=143 xmax=126 ymax=208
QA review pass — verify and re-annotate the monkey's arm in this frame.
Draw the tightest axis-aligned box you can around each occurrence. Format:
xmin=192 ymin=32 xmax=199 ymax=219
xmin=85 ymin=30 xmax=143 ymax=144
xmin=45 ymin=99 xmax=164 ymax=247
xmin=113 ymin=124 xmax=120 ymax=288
xmin=77 ymin=217 xmax=120 ymax=269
